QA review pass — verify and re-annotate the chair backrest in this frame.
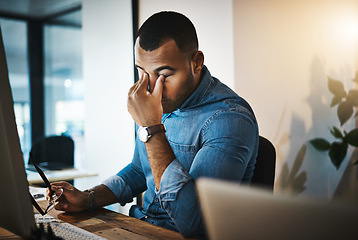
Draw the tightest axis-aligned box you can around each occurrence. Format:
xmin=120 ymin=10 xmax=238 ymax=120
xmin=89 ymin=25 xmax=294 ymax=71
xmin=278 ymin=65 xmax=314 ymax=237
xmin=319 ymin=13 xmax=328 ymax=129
xmin=28 ymin=135 xmax=74 ymax=170
xmin=251 ymin=136 xmax=276 ymax=191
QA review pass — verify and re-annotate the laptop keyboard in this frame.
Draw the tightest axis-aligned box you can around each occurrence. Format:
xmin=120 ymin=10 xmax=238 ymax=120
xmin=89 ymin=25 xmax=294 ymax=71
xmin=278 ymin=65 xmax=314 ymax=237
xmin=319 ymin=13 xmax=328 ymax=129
xmin=35 ymin=213 xmax=106 ymax=240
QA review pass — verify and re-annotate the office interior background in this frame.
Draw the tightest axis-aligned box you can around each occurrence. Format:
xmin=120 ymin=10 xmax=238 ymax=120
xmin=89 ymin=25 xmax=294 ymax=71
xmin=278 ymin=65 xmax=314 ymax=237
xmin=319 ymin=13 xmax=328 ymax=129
xmin=1 ymin=0 xmax=357 ymax=213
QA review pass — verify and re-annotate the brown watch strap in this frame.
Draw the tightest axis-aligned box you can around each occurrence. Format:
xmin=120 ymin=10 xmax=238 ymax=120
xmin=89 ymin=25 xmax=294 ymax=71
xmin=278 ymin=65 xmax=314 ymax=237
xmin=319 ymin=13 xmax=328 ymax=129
xmin=147 ymin=124 xmax=166 ymax=136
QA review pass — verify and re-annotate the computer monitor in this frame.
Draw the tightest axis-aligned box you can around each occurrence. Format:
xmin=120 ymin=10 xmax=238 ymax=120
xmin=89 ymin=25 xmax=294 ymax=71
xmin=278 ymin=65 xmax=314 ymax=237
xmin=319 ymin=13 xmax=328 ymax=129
xmin=0 ymin=26 xmax=36 ymax=238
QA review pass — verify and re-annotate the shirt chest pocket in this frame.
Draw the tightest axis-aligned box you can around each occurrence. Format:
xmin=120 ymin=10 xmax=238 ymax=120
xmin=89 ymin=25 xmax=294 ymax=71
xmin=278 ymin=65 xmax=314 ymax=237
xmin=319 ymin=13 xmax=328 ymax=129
xmin=168 ymin=141 xmax=196 ymax=170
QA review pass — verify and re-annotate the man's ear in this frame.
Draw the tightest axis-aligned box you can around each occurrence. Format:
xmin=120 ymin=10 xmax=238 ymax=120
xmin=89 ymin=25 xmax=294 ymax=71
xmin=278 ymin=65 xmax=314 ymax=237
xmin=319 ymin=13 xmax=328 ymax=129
xmin=192 ymin=51 xmax=204 ymax=74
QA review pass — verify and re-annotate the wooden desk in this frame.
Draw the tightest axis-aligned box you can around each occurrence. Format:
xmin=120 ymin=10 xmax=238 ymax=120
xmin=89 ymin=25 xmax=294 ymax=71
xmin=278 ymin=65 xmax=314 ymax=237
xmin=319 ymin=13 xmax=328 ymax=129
xmin=27 ymin=168 xmax=98 ymax=184
xmin=0 ymin=201 xmax=191 ymax=240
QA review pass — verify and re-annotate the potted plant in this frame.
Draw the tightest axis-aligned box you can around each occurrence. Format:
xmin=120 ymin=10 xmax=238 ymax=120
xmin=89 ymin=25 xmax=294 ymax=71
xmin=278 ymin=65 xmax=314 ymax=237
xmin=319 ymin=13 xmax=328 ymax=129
xmin=310 ymin=76 xmax=358 ymax=169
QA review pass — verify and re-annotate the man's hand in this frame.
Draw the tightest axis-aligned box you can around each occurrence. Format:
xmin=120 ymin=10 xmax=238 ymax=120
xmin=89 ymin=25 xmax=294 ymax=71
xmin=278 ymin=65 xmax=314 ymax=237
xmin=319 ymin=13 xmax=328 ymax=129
xmin=48 ymin=181 xmax=88 ymax=212
xmin=127 ymin=73 xmax=164 ymax=126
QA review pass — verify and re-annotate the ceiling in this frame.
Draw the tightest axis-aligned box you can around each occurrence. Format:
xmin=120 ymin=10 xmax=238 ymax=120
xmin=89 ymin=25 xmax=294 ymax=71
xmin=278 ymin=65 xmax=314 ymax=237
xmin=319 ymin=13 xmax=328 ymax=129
xmin=0 ymin=0 xmax=81 ymax=21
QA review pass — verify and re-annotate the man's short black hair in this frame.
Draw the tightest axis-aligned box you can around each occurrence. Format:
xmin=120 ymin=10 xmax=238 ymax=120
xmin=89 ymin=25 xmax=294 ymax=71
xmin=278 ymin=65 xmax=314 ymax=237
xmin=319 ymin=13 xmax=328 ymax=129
xmin=136 ymin=11 xmax=198 ymax=54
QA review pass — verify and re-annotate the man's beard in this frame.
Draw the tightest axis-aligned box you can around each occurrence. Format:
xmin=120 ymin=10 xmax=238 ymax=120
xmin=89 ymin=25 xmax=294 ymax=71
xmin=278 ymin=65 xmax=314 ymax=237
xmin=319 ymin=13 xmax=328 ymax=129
xmin=162 ymin=71 xmax=195 ymax=113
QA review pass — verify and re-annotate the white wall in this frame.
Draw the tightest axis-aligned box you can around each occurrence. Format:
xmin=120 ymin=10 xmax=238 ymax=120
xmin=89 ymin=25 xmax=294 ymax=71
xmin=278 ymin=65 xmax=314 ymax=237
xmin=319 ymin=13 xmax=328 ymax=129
xmin=78 ymin=0 xmax=358 ymax=206
xmin=140 ymin=0 xmax=358 ymax=200
xmin=138 ymin=0 xmax=235 ymax=89
xmin=79 ymin=0 xmax=135 ymax=193
xmin=234 ymin=0 xmax=358 ymax=199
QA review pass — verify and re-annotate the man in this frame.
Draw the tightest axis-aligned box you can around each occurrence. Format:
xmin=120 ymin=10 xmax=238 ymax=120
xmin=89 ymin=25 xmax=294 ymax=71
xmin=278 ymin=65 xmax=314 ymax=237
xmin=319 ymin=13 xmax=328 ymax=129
xmin=50 ymin=11 xmax=259 ymax=238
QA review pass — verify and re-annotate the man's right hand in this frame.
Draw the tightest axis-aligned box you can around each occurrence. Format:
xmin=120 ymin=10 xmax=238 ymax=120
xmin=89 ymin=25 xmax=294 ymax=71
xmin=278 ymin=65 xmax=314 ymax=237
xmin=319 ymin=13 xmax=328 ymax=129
xmin=127 ymin=73 xmax=164 ymax=127
xmin=48 ymin=181 xmax=89 ymax=212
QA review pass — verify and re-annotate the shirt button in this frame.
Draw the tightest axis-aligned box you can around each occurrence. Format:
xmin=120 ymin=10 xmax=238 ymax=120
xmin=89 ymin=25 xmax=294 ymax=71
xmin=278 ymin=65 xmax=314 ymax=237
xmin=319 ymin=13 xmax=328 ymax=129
xmin=155 ymin=198 xmax=159 ymax=203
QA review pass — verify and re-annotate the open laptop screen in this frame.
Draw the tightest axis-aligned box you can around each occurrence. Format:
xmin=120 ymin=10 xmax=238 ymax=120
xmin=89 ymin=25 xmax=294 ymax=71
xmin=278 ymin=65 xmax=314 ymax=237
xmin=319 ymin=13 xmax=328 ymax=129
xmin=197 ymin=178 xmax=358 ymax=240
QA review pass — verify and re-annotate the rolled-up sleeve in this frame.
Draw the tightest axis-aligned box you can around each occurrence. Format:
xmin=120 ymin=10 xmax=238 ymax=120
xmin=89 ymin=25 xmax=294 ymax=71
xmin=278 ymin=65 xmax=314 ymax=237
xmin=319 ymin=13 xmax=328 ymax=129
xmin=155 ymin=159 xmax=203 ymax=238
xmin=102 ymin=144 xmax=147 ymax=206
xmin=102 ymin=174 xmax=134 ymax=206
xmin=155 ymin=159 xmax=192 ymax=201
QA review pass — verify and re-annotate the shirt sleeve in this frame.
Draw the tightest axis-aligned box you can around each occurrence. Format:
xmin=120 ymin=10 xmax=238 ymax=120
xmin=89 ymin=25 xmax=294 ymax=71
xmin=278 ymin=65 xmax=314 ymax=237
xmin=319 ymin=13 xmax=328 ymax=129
xmin=155 ymin=160 xmax=202 ymax=238
xmin=102 ymin=174 xmax=134 ymax=206
xmin=155 ymin=159 xmax=192 ymax=201
xmin=102 ymin=143 xmax=147 ymax=206
xmin=155 ymin=110 xmax=258 ymax=238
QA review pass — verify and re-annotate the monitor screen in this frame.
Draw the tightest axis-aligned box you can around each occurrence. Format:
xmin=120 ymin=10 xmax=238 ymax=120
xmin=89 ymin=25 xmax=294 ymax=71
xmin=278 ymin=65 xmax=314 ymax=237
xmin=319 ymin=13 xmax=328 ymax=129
xmin=0 ymin=26 xmax=35 ymax=238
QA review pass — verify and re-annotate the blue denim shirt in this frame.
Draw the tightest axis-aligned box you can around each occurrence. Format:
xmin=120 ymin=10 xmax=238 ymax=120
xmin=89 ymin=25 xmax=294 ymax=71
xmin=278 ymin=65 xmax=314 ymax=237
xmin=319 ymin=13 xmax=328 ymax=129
xmin=103 ymin=66 xmax=259 ymax=238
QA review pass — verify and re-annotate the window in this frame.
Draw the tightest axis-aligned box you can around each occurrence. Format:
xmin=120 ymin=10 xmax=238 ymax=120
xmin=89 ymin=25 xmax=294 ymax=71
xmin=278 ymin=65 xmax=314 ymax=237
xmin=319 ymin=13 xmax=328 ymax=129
xmin=0 ymin=9 xmax=83 ymax=167
xmin=44 ymin=11 xmax=84 ymax=167
xmin=0 ymin=17 xmax=31 ymax=160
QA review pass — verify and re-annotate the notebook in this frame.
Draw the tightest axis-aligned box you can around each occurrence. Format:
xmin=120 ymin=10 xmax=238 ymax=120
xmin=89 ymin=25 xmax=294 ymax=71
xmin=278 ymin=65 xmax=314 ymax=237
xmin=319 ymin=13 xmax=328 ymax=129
xmin=196 ymin=178 xmax=358 ymax=240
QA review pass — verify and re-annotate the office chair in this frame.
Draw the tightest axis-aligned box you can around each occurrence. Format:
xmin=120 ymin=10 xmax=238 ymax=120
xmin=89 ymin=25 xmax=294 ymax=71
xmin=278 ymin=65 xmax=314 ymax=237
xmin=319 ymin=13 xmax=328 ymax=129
xmin=28 ymin=135 xmax=74 ymax=171
xmin=251 ymin=136 xmax=276 ymax=191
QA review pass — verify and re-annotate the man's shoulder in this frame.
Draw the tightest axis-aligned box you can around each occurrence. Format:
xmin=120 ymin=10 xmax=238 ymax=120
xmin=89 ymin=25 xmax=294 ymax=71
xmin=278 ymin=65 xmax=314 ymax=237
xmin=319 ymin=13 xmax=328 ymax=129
xmin=203 ymin=78 xmax=254 ymax=115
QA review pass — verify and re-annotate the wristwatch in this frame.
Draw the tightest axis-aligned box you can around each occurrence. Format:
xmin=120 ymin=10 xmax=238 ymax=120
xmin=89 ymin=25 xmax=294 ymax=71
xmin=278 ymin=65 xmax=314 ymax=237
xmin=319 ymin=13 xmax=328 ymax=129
xmin=138 ymin=124 xmax=166 ymax=143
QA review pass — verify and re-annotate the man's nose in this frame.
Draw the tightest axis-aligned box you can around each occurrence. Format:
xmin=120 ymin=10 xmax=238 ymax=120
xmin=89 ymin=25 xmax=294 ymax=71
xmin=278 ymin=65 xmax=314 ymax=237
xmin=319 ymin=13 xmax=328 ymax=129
xmin=147 ymin=74 xmax=157 ymax=92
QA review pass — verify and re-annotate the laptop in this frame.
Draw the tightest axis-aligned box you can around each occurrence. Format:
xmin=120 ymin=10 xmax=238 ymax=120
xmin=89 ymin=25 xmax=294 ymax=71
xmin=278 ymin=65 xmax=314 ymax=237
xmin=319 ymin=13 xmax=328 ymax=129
xmin=196 ymin=178 xmax=358 ymax=240
xmin=0 ymin=26 xmax=105 ymax=239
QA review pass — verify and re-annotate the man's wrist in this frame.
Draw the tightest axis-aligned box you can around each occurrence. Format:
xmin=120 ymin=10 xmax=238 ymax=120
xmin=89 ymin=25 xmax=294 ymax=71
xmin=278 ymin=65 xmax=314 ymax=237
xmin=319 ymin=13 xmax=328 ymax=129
xmin=84 ymin=189 xmax=96 ymax=211
xmin=138 ymin=124 xmax=166 ymax=143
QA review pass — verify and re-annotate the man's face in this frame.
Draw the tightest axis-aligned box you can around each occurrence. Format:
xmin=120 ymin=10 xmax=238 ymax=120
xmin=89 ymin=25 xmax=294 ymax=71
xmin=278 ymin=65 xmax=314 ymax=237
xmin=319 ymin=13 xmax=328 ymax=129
xmin=134 ymin=39 xmax=198 ymax=113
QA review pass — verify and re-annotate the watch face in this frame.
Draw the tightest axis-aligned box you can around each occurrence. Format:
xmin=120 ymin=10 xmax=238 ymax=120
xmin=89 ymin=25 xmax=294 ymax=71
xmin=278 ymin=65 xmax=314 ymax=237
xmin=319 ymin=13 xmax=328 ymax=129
xmin=138 ymin=127 xmax=149 ymax=142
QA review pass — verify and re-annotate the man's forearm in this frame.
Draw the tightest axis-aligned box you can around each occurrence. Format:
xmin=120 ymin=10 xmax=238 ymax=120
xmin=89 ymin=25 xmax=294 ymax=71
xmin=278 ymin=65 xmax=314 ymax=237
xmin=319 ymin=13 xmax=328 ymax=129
xmin=145 ymin=132 xmax=176 ymax=190
xmin=89 ymin=184 xmax=119 ymax=208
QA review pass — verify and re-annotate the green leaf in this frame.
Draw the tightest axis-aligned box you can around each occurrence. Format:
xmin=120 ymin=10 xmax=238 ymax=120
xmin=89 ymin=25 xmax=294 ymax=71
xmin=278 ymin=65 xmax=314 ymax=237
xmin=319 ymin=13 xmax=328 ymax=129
xmin=337 ymin=100 xmax=353 ymax=126
xmin=328 ymin=141 xmax=348 ymax=169
xmin=347 ymin=89 xmax=358 ymax=106
xmin=330 ymin=127 xmax=344 ymax=139
xmin=345 ymin=128 xmax=358 ymax=147
xmin=328 ymin=77 xmax=347 ymax=98
xmin=310 ymin=138 xmax=331 ymax=151
xmin=330 ymin=96 xmax=342 ymax=107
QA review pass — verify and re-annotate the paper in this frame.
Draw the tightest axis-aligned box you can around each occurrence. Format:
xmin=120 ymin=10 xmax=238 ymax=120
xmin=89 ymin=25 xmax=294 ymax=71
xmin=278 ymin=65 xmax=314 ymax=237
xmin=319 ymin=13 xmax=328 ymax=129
xmin=29 ymin=186 xmax=47 ymax=201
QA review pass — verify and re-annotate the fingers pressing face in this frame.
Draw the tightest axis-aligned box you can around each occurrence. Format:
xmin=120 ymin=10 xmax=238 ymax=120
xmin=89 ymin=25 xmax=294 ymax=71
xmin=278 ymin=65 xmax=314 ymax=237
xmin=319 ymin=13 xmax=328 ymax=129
xmin=134 ymin=39 xmax=199 ymax=113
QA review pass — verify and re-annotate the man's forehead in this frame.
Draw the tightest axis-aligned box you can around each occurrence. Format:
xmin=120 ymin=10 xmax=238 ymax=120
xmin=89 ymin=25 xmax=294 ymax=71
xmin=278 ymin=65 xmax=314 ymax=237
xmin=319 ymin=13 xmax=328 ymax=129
xmin=134 ymin=37 xmax=176 ymax=50
xmin=135 ymin=38 xmax=179 ymax=54
xmin=134 ymin=39 xmax=186 ymax=68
